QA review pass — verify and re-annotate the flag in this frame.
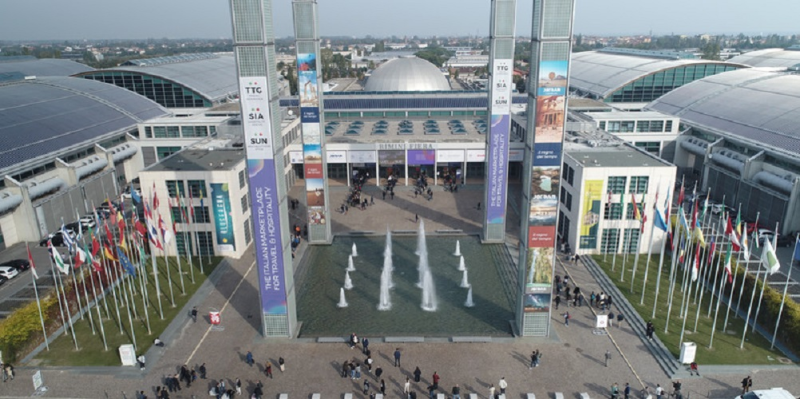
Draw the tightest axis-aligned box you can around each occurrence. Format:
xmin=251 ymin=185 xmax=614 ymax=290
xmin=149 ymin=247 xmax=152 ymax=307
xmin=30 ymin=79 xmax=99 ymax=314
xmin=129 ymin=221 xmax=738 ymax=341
xmin=130 ymin=186 xmax=142 ymax=204
xmin=60 ymin=222 xmax=75 ymax=252
xmin=27 ymin=243 xmax=38 ymax=279
xmin=48 ymin=241 xmax=69 ymax=274
xmin=679 ymin=208 xmax=691 ymax=234
xmin=74 ymin=246 xmax=86 ymax=269
xmin=179 ymin=197 xmax=190 ymax=226
xmin=86 ymin=242 xmax=101 ymax=272
xmin=188 ymin=189 xmax=196 ymax=223
xmin=152 ymin=182 xmax=159 ymax=209
xmin=116 ymin=247 xmax=136 ymax=277
xmin=690 ymin=199 xmax=699 ymax=231
xmin=761 ymin=239 xmax=780 ymax=275
xmin=159 ymin=214 xmax=173 ymax=244
xmin=677 ymin=181 xmax=685 ymax=207
xmin=693 ymin=225 xmax=706 ymax=248
xmin=691 ymin=244 xmax=701 ymax=281
xmin=735 ymin=211 xmax=742 ymax=237
xmin=707 ymin=235 xmax=717 ymax=264
xmin=104 ymin=247 xmax=118 ymax=262
xmin=741 ymin=222 xmax=750 ymax=259
xmin=135 ymin=220 xmax=148 ymax=237
xmin=724 ymin=244 xmax=733 ymax=283
xmin=91 ymin=236 xmax=100 ymax=258
xmin=654 ymin=203 xmax=668 ymax=232
xmin=726 ymin=216 xmax=741 ymax=251
xmin=104 ymin=221 xmax=114 ymax=247
xmin=699 ymin=195 xmax=709 ymax=222
xmin=631 ymin=193 xmax=641 ymax=221
xmin=117 ymin=211 xmax=126 ymax=231
xmin=75 ymin=210 xmax=83 ymax=242
xmin=119 ymin=233 xmax=128 ymax=251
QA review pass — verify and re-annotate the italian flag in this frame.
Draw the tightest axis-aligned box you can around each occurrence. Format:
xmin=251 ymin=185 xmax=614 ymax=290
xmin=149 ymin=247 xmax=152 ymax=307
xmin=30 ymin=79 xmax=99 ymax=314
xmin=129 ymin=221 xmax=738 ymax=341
xmin=723 ymin=244 xmax=733 ymax=283
xmin=48 ymin=242 xmax=69 ymax=274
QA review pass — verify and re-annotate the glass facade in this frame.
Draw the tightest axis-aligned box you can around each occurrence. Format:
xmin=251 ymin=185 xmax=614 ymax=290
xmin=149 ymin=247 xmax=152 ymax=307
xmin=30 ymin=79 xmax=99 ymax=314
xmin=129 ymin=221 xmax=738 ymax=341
xmin=81 ymin=72 xmax=211 ymax=108
xmin=607 ymin=64 xmax=740 ymax=103
xmin=608 ymin=177 xmax=627 ymax=194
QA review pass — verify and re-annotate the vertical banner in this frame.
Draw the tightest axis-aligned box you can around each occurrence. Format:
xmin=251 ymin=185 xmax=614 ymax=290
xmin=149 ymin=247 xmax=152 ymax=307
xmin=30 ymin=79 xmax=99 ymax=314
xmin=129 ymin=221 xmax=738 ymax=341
xmin=486 ymin=58 xmax=513 ymax=226
xmin=210 ymin=183 xmax=236 ymax=252
xmin=298 ymin=52 xmax=326 ymax=226
xmin=240 ymin=77 xmax=287 ymax=315
xmin=580 ymin=180 xmax=603 ymax=249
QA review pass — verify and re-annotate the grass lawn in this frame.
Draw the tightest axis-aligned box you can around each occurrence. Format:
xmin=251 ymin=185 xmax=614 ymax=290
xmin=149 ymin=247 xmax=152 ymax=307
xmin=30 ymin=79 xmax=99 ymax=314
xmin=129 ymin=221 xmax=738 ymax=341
xmin=34 ymin=255 xmax=222 ymax=366
xmin=593 ymin=253 xmax=789 ymax=365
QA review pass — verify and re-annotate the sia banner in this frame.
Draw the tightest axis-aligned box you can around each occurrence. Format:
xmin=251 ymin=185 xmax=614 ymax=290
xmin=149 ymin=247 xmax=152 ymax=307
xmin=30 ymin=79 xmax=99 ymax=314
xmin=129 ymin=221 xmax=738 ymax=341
xmin=240 ymin=76 xmax=287 ymax=315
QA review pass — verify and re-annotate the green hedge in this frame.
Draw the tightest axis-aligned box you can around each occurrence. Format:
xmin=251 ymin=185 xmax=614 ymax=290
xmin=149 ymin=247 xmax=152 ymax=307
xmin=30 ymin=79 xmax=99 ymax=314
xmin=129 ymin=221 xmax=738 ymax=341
xmin=0 ymin=294 xmax=58 ymax=362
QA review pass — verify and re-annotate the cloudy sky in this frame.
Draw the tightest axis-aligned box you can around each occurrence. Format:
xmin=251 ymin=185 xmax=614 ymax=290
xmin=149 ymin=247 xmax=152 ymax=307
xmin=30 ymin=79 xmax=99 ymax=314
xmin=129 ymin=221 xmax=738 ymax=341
xmin=0 ymin=0 xmax=797 ymax=41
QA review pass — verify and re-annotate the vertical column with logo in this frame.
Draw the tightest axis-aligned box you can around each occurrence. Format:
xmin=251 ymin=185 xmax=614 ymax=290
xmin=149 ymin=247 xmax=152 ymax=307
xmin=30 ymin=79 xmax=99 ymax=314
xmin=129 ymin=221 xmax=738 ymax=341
xmin=484 ymin=58 xmax=513 ymax=241
xmin=240 ymin=77 xmax=289 ymax=317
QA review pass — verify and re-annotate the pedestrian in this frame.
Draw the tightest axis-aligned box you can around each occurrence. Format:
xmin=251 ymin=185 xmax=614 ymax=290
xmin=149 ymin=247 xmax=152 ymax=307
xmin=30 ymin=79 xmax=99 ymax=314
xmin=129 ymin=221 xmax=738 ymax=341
xmin=617 ymin=312 xmax=625 ymax=328
xmin=191 ymin=306 xmax=197 ymax=322
xmin=349 ymin=332 xmax=357 ymax=349
xmin=605 ymin=350 xmax=611 ymax=367
xmin=246 ymin=351 xmax=254 ymax=366
xmin=607 ymin=294 xmax=613 ymax=308
xmin=370 ymin=196 xmax=374 ymax=205
xmin=489 ymin=384 xmax=496 ymax=399
xmin=266 ymin=362 xmax=273 ymax=378
xmin=199 ymin=363 xmax=207 ymax=379
xmin=414 ymin=366 xmax=422 ymax=382
xmin=375 ymin=366 xmax=383 ymax=380
xmin=364 ymin=380 xmax=371 ymax=394
xmin=236 ymin=378 xmax=242 ymax=396
xmin=530 ymin=350 xmax=539 ymax=369
xmin=342 ymin=360 xmax=350 ymax=378
xmin=741 ymin=376 xmax=752 ymax=394
xmin=452 ymin=384 xmax=461 ymax=399
xmin=590 ymin=292 xmax=596 ymax=307
xmin=362 ymin=337 xmax=370 ymax=354
xmin=554 ymin=295 xmax=561 ymax=309
xmin=380 ymin=379 xmax=386 ymax=395
xmin=137 ymin=354 xmax=146 ymax=370
xmin=432 ymin=371 xmax=440 ymax=388
xmin=689 ymin=362 xmax=699 ymax=376
xmin=254 ymin=381 xmax=264 ymax=399
xmin=191 ymin=367 xmax=197 ymax=383
xmin=577 ymin=292 xmax=584 ymax=307
xmin=394 ymin=348 xmax=401 ymax=367
xmin=404 ymin=377 xmax=411 ymax=397
xmin=355 ymin=363 xmax=362 ymax=380
xmin=608 ymin=311 xmax=615 ymax=327
xmin=279 ymin=356 xmax=285 ymax=372
xmin=563 ymin=311 xmax=570 ymax=326
xmin=498 ymin=377 xmax=507 ymax=394
xmin=154 ymin=337 xmax=165 ymax=347
xmin=366 ymin=355 xmax=373 ymax=371
xmin=624 ymin=382 xmax=631 ymax=399
xmin=655 ymin=384 xmax=664 ymax=399
xmin=611 ymin=382 xmax=619 ymax=399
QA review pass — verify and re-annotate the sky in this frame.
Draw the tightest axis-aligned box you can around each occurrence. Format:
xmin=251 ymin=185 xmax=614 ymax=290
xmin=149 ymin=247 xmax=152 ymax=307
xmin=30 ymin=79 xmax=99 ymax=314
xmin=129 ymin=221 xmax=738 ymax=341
xmin=0 ymin=0 xmax=798 ymax=41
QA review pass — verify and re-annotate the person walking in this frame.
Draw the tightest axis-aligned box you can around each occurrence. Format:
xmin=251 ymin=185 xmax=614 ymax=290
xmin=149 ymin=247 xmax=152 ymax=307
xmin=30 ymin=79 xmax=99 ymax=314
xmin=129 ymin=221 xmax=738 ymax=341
xmin=279 ymin=357 xmax=285 ymax=372
xmin=235 ymin=378 xmax=242 ymax=396
xmin=362 ymin=337 xmax=370 ymax=354
xmin=741 ymin=376 xmax=752 ymax=394
xmin=498 ymin=377 xmax=507 ymax=394
xmin=380 ymin=379 xmax=386 ymax=395
xmin=266 ymin=362 xmax=273 ymax=378
xmin=404 ymin=377 xmax=411 ymax=398
xmin=342 ymin=360 xmax=350 ymax=378
xmin=364 ymin=380 xmax=371 ymax=394
xmin=375 ymin=366 xmax=383 ymax=380
xmin=608 ymin=311 xmax=615 ymax=327
xmin=554 ymin=295 xmax=561 ymax=310
xmin=432 ymin=371 xmax=440 ymax=388
xmin=530 ymin=351 xmax=536 ymax=369
xmin=137 ymin=354 xmax=146 ymax=371
xmin=191 ymin=306 xmax=197 ymax=323
xmin=414 ymin=366 xmax=422 ymax=382
xmin=246 ymin=351 xmax=254 ymax=367
xmin=415 ymin=214 xmax=419 ymax=223
xmin=689 ymin=362 xmax=700 ymax=376
xmin=199 ymin=363 xmax=207 ymax=379
xmin=350 ymin=332 xmax=358 ymax=349
xmin=610 ymin=382 xmax=619 ymax=399
xmin=604 ymin=350 xmax=611 ymax=367
xmin=394 ymin=348 xmax=402 ymax=367
xmin=623 ymin=382 xmax=631 ymax=399
xmin=489 ymin=384 xmax=496 ymax=399
xmin=452 ymin=384 xmax=461 ymax=399
xmin=655 ymin=384 xmax=664 ymax=399
xmin=617 ymin=312 xmax=625 ymax=328
xmin=563 ymin=311 xmax=570 ymax=326
xmin=355 ymin=363 xmax=362 ymax=380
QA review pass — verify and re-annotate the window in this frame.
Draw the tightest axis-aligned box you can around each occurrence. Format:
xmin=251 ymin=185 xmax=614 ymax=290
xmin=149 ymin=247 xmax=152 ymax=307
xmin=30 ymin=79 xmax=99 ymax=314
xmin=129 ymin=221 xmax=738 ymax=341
xmin=620 ymin=121 xmax=635 ymax=132
xmin=241 ymin=194 xmax=249 ymax=212
xmin=629 ymin=176 xmax=649 ymax=194
xmin=566 ymin=192 xmax=573 ymax=211
xmin=608 ymin=176 xmax=626 ymax=194
xmin=166 ymin=180 xmax=186 ymax=198
xmin=601 ymin=229 xmax=620 ymax=253
xmin=622 ymin=228 xmax=640 ymax=253
xmin=197 ymin=231 xmax=215 ymax=256
xmin=156 ymin=146 xmax=181 ymax=159
xmin=649 ymin=120 xmax=664 ymax=132
xmin=244 ymin=218 xmax=252 ymax=245
xmin=566 ymin=166 xmax=574 ymax=186
xmin=145 ymin=126 xmax=153 ymax=138
xmin=560 ymin=186 xmax=567 ymax=205
xmin=626 ymin=202 xmax=645 ymax=219
xmin=170 ymin=206 xmax=184 ymax=223
xmin=636 ymin=121 xmax=650 ymax=132
xmin=607 ymin=121 xmax=620 ymax=132
xmin=166 ymin=126 xmax=180 ymax=138
xmin=599 ymin=121 xmax=606 ymax=130
xmin=635 ymin=142 xmax=661 ymax=155
xmin=239 ymin=170 xmax=246 ymax=189
xmin=187 ymin=180 xmax=207 ymax=198
xmin=604 ymin=203 xmax=623 ymax=220
xmin=193 ymin=206 xmax=211 ymax=223
xmin=665 ymin=120 xmax=673 ymax=131
xmin=176 ymin=232 xmax=193 ymax=256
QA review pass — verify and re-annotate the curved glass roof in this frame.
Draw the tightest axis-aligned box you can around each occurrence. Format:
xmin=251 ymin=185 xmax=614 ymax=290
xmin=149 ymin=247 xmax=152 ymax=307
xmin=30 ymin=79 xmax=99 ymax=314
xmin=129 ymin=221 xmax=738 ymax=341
xmin=0 ymin=57 xmax=93 ymax=78
xmin=570 ymin=51 xmax=747 ymax=99
xmin=727 ymin=48 xmax=800 ymax=68
xmin=0 ymin=77 xmax=168 ymax=171
xmin=646 ymin=69 xmax=800 ymax=155
xmin=75 ymin=53 xmax=237 ymax=104
xmin=365 ymin=57 xmax=451 ymax=92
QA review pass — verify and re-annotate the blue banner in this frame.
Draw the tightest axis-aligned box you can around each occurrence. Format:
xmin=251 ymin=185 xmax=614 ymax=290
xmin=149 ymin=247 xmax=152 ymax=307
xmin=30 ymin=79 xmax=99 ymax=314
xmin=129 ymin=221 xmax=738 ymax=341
xmin=210 ymin=183 xmax=236 ymax=252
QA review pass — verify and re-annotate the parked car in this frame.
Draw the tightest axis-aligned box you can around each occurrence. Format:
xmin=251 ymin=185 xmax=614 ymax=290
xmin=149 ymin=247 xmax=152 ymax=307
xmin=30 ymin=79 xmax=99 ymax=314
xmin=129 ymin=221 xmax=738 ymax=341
xmin=711 ymin=203 xmax=736 ymax=215
xmin=3 ymin=259 xmax=30 ymax=272
xmin=0 ymin=266 xmax=20 ymax=280
xmin=0 ymin=276 xmax=7 ymax=286
xmin=79 ymin=216 xmax=96 ymax=229
xmin=735 ymin=387 xmax=795 ymax=399
xmin=121 ymin=188 xmax=141 ymax=200
xmin=776 ymin=232 xmax=796 ymax=247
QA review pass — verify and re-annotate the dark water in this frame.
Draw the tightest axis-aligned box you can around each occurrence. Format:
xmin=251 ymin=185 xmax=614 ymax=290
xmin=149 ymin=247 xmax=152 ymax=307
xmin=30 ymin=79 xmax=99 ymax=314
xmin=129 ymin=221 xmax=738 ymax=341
xmin=297 ymin=235 xmax=514 ymax=337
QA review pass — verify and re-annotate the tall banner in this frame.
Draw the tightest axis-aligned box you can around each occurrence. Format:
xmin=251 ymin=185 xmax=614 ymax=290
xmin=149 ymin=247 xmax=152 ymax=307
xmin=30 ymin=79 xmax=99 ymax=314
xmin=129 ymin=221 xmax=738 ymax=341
xmin=240 ymin=77 xmax=288 ymax=315
xmin=486 ymin=59 xmax=513 ymax=226
xmin=210 ymin=183 xmax=236 ymax=252
xmin=297 ymin=52 xmax=327 ymax=226
xmin=579 ymin=180 xmax=603 ymax=249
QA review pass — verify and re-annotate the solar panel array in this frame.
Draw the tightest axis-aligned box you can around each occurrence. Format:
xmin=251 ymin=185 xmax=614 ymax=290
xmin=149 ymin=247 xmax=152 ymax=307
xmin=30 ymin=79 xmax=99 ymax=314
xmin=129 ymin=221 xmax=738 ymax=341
xmin=0 ymin=58 xmax=94 ymax=77
xmin=0 ymin=77 xmax=168 ymax=171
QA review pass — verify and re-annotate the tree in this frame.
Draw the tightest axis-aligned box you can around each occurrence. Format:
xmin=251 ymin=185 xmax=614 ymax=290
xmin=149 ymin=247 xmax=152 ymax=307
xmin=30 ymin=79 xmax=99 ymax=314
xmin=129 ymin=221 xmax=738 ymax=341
xmin=702 ymin=42 xmax=721 ymax=60
xmin=374 ymin=41 xmax=385 ymax=53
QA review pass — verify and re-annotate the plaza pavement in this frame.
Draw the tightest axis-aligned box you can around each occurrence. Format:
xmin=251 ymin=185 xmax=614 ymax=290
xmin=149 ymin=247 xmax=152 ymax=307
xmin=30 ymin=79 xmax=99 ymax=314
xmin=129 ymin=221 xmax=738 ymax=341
xmin=3 ymin=183 xmax=800 ymax=398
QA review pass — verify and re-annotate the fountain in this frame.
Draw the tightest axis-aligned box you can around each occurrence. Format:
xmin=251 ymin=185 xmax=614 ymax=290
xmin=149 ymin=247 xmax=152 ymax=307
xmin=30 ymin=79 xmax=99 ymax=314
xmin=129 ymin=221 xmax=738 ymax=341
xmin=344 ymin=270 xmax=353 ymax=290
xmin=416 ymin=220 xmax=429 ymax=288
xmin=453 ymin=240 xmax=461 ymax=256
xmin=351 ymin=243 xmax=358 ymax=257
xmin=378 ymin=267 xmax=392 ymax=311
xmin=337 ymin=288 xmax=348 ymax=308
xmin=384 ymin=228 xmax=393 ymax=260
xmin=458 ymin=256 xmax=466 ymax=271
xmin=346 ymin=255 xmax=356 ymax=272
xmin=383 ymin=253 xmax=394 ymax=289
xmin=460 ymin=269 xmax=470 ymax=288
xmin=415 ymin=219 xmax=427 ymax=256
xmin=464 ymin=287 xmax=475 ymax=308
xmin=420 ymin=269 xmax=438 ymax=312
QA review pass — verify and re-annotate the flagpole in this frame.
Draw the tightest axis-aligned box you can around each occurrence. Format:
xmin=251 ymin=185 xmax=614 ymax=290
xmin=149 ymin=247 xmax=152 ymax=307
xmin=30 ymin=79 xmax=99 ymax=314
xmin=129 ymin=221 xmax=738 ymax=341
xmin=693 ymin=219 xmax=720 ymax=332
xmin=53 ymin=256 xmax=79 ymax=350
xmin=89 ymin=266 xmax=108 ymax=350
xmin=751 ymin=223 xmax=779 ymax=333
xmin=741 ymin=263 xmax=762 ymax=349
xmin=118 ymin=263 xmax=137 ymax=352
xmin=181 ymin=196 xmax=196 ymax=284
xmin=47 ymin=249 xmax=69 ymax=338
xmin=159 ymin=209 xmax=176 ymax=307
xmin=650 ymin=224 xmax=669 ymax=314
xmin=102 ymin=245 xmax=124 ymax=334
xmin=152 ymin=240 xmax=164 ymax=319
xmin=28 ymin=244 xmax=49 ymax=351
xmin=189 ymin=189 xmax=204 ymax=277
xmin=612 ymin=193 xmax=622 ymax=272
xmin=192 ymin=208 xmax=204 ymax=275
xmin=707 ymin=219 xmax=725 ymax=317
xmin=664 ymin=214 xmax=683 ymax=332
xmin=678 ymin=255 xmax=697 ymax=349
xmin=134 ymin=233 xmax=152 ymax=335
xmin=75 ymin=210 xmax=95 ymax=333
xmin=771 ymin=234 xmax=797 ymax=350
xmin=61 ymin=217 xmax=85 ymax=319
xmin=630 ymin=192 xmax=646 ymax=293
xmin=169 ymin=185 xmax=186 ymax=295
xmin=708 ymin=249 xmax=729 ymax=349
xmin=604 ymin=191 xmax=610 ymax=262
xmin=640 ymin=185 xmax=661 ymax=304
xmin=723 ymin=246 xmax=742 ymax=332
xmin=733 ymin=208 xmax=751 ymax=317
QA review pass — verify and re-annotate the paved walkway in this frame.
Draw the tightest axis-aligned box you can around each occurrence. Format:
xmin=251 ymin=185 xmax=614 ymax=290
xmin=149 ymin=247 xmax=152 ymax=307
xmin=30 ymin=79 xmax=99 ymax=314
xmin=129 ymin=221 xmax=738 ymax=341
xmin=3 ymin=183 xmax=799 ymax=398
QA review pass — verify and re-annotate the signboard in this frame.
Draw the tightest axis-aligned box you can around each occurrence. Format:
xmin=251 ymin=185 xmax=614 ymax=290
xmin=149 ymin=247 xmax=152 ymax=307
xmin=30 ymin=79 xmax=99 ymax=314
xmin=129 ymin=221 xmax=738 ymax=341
xmin=32 ymin=370 xmax=44 ymax=391
xmin=379 ymin=150 xmax=405 ymax=166
xmin=523 ymin=293 xmax=551 ymax=313
xmin=240 ymin=76 xmax=288 ymax=316
xmin=289 ymin=151 xmax=304 ymax=164
xmin=537 ymin=60 xmax=568 ymax=97
xmin=407 ymin=150 xmax=436 ymax=165
xmin=467 ymin=149 xmax=485 ymax=162
xmin=486 ymin=114 xmax=510 ymax=224
xmin=303 ymin=144 xmax=323 ymax=178
xmin=210 ymin=183 xmax=236 ymax=252
xmin=348 ymin=150 xmax=377 ymax=164
xmin=596 ymin=314 xmax=609 ymax=329
xmin=210 ymin=311 xmax=221 ymax=325
xmin=491 ymin=59 xmax=513 ymax=114
xmin=508 ymin=148 xmax=524 ymax=162
xmin=580 ymin=180 xmax=603 ymax=249
xmin=326 ymin=150 xmax=347 ymax=163
xmin=119 ymin=344 xmax=136 ymax=366
xmin=436 ymin=149 xmax=465 ymax=163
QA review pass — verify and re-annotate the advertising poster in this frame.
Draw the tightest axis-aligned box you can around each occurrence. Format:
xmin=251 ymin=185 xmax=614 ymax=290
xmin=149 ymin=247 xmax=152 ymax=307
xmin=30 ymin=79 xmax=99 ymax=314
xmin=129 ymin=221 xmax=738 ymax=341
xmin=303 ymin=143 xmax=323 ymax=178
xmin=436 ymin=149 xmax=465 ymax=163
xmin=298 ymin=71 xmax=319 ymax=108
xmin=580 ymin=180 xmax=604 ymax=249
xmin=305 ymin=178 xmax=325 ymax=207
xmin=533 ymin=142 xmax=562 ymax=166
xmin=300 ymin=107 xmax=320 ymax=123
xmin=537 ymin=60 xmax=568 ymax=96
xmin=466 ymin=149 xmax=485 ymax=162
xmin=534 ymin=95 xmax=565 ymax=143
xmin=525 ymin=246 xmax=554 ymax=294
xmin=523 ymin=293 xmax=552 ymax=313
xmin=486 ymin=114 xmax=510 ymax=224
xmin=491 ymin=59 xmax=513 ymax=114
xmin=348 ymin=150 xmax=377 ymax=164
xmin=528 ymin=225 xmax=556 ymax=248
xmin=210 ymin=183 xmax=236 ymax=252
xmin=407 ymin=150 xmax=436 ymax=165
xmin=308 ymin=206 xmax=326 ymax=225
xmin=301 ymin=122 xmax=320 ymax=145
xmin=326 ymin=151 xmax=346 ymax=163
xmin=379 ymin=150 xmax=405 ymax=166
xmin=240 ymin=76 xmax=287 ymax=316
xmin=529 ymin=195 xmax=558 ymax=227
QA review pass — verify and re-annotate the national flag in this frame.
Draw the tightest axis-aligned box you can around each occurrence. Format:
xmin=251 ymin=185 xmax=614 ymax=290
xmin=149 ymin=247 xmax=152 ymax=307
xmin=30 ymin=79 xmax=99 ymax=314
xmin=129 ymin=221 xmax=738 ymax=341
xmin=631 ymin=193 xmax=641 ymax=221
xmin=761 ymin=239 xmax=780 ymax=275
xmin=75 ymin=210 xmax=83 ymax=243
xmin=690 ymin=199 xmax=699 ymax=232
xmin=179 ymin=197 xmax=190 ymax=226
xmin=60 ymin=222 xmax=75 ymax=252
xmin=116 ymin=247 xmax=136 ymax=277
xmin=104 ymin=247 xmax=118 ymax=262
xmin=735 ymin=211 xmax=742 ymax=237
xmin=85 ymin=242 xmax=101 ymax=272
xmin=677 ymin=180 xmax=685 ymax=207
xmin=91 ymin=236 xmax=100 ymax=258
xmin=152 ymin=182 xmax=159 ymax=210
xmin=707 ymin=235 xmax=717 ymax=264
xmin=699 ymin=195 xmax=709 ymax=222
xmin=48 ymin=241 xmax=69 ymax=274
xmin=117 ymin=211 xmax=126 ymax=231
xmin=130 ymin=186 xmax=142 ymax=204
xmin=654 ymin=203 xmax=668 ymax=233
xmin=108 ymin=199 xmax=116 ymax=220
xmin=693 ymin=225 xmax=706 ymax=248
xmin=691 ymin=244 xmax=701 ymax=281
xmin=135 ymin=220 xmax=148 ymax=237
xmin=27 ymin=243 xmax=38 ymax=279
xmin=724 ymin=244 xmax=733 ymax=283
xmin=104 ymin=221 xmax=114 ymax=247
xmin=119 ymin=233 xmax=128 ymax=251
xmin=751 ymin=227 xmax=760 ymax=251
xmin=158 ymin=214 xmax=173 ymax=244
xmin=741 ymin=223 xmax=750 ymax=259
xmin=726 ymin=216 xmax=741 ymax=251
xmin=188 ymin=189 xmax=196 ymax=223
xmin=679 ymin=208 xmax=691 ymax=234
xmin=74 ymin=246 xmax=86 ymax=269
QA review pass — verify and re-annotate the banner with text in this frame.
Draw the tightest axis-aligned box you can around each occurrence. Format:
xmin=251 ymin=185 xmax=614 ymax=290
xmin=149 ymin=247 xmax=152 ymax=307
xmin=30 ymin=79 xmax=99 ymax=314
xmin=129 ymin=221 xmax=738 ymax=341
xmin=210 ymin=183 xmax=236 ymax=252
xmin=485 ymin=58 xmax=513 ymax=227
xmin=579 ymin=180 xmax=603 ymax=249
xmin=298 ymin=53 xmax=326 ymax=229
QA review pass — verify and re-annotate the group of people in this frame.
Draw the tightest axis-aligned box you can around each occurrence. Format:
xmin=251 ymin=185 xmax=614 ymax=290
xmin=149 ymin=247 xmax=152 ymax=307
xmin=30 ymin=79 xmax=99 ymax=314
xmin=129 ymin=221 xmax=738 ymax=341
xmin=1 ymin=362 xmax=14 ymax=382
